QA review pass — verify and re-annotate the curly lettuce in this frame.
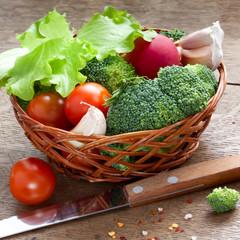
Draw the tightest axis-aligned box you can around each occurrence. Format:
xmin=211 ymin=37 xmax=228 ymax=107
xmin=0 ymin=6 xmax=157 ymax=101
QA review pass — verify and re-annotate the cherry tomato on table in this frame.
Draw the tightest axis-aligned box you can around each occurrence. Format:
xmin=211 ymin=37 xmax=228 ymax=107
xmin=26 ymin=92 xmax=72 ymax=130
xmin=64 ymin=82 xmax=111 ymax=126
xmin=9 ymin=157 xmax=56 ymax=205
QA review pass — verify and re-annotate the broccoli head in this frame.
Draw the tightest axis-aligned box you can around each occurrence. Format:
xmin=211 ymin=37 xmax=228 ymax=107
xmin=207 ymin=186 xmax=239 ymax=213
xmin=186 ymin=64 xmax=218 ymax=98
xmin=159 ymin=28 xmax=186 ymax=42
xmin=106 ymin=65 xmax=215 ymax=135
xmin=80 ymin=55 xmax=136 ymax=94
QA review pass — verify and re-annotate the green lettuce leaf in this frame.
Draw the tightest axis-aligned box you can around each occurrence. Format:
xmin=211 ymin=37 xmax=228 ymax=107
xmin=0 ymin=48 xmax=29 ymax=87
xmin=77 ymin=6 xmax=157 ymax=60
xmin=16 ymin=8 xmax=74 ymax=50
xmin=6 ymin=38 xmax=96 ymax=100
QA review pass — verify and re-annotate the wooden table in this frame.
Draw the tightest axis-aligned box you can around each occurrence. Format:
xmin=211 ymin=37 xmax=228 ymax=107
xmin=0 ymin=0 xmax=240 ymax=239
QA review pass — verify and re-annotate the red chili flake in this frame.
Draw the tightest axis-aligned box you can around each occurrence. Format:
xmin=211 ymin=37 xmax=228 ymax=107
xmin=152 ymin=221 xmax=156 ymax=224
xmin=180 ymin=229 xmax=184 ymax=232
xmin=158 ymin=218 xmax=163 ymax=222
xmin=159 ymin=211 xmax=164 ymax=214
xmin=175 ymin=226 xmax=180 ymax=232
xmin=232 ymin=121 xmax=237 ymax=124
xmin=186 ymin=199 xmax=193 ymax=204
xmin=154 ymin=238 xmax=159 ymax=240
xmin=113 ymin=219 xmax=117 ymax=221
xmin=147 ymin=238 xmax=152 ymax=240
xmin=137 ymin=220 xmax=143 ymax=226
xmin=152 ymin=211 xmax=156 ymax=215
xmin=120 ymin=237 xmax=127 ymax=240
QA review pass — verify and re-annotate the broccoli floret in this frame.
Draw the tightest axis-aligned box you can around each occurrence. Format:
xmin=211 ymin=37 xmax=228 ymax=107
xmin=80 ymin=55 xmax=136 ymax=94
xmin=207 ymin=186 xmax=239 ymax=213
xmin=106 ymin=65 xmax=215 ymax=135
xmin=186 ymin=64 xmax=218 ymax=98
xmin=159 ymin=28 xmax=186 ymax=42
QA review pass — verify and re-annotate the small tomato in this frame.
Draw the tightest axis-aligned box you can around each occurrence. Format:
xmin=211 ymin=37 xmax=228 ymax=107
xmin=64 ymin=82 xmax=111 ymax=126
xmin=9 ymin=157 xmax=56 ymax=205
xmin=26 ymin=92 xmax=72 ymax=130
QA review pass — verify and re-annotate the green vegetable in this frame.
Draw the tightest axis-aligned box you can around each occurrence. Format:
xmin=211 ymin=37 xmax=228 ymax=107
xmin=0 ymin=48 xmax=29 ymax=87
xmin=159 ymin=28 xmax=186 ymax=42
xmin=81 ymin=55 xmax=137 ymax=94
xmin=186 ymin=64 xmax=218 ymax=98
xmin=106 ymin=65 xmax=217 ymax=135
xmin=77 ymin=6 xmax=157 ymax=60
xmin=207 ymin=186 xmax=239 ymax=213
xmin=100 ymin=143 xmax=135 ymax=171
xmin=0 ymin=6 xmax=156 ymax=101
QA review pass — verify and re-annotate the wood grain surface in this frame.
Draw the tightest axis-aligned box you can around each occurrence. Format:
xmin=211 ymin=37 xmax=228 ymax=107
xmin=0 ymin=0 xmax=240 ymax=239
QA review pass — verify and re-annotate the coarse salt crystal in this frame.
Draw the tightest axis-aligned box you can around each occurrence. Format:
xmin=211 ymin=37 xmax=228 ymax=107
xmin=184 ymin=213 xmax=193 ymax=219
xmin=142 ymin=231 xmax=148 ymax=236
xmin=158 ymin=207 xmax=163 ymax=212
xmin=191 ymin=236 xmax=197 ymax=240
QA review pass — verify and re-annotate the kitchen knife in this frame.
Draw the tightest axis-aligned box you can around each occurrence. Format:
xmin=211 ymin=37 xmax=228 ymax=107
xmin=1 ymin=154 xmax=240 ymax=239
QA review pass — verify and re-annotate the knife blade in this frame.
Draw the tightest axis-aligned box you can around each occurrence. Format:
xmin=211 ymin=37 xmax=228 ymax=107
xmin=1 ymin=154 xmax=240 ymax=239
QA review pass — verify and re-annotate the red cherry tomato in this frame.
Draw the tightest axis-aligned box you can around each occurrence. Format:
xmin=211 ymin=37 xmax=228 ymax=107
xmin=64 ymin=82 xmax=111 ymax=125
xmin=9 ymin=157 xmax=56 ymax=205
xmin=26 ymin=92 xmax=72 ymax=130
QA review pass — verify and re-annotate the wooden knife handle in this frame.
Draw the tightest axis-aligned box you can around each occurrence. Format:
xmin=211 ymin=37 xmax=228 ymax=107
xmin=123 ymin=154 xmax=240 ymax=207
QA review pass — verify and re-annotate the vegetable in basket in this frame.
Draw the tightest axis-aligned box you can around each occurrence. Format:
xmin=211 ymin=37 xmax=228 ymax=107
xmin=124 ymin=34 xmax=180 ymax=79
xmin=176 ymin=21 xmax=224 ymax=71
xmin=80 ymin=55 xmax=137 ymax=94
xmin=0 ymin=7 xmax=157 ymax=101
xmin=106 ymin=64 xmax=218 ymax=135
xmin=207 ymin=186 xmax=239 ymax=213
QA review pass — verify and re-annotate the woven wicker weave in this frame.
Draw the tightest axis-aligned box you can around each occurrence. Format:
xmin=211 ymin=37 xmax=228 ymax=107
xmin=10 ymin=61 xmax=227 ymax=183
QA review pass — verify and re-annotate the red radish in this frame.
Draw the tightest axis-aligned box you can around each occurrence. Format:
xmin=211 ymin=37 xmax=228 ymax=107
xmin=125 ymin=34 xmax=180 ymax=79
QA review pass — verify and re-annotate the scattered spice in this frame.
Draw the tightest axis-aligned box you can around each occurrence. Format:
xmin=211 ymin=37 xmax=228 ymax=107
xmin=142 ymin=231 xmax=148 ymax=236
xmin=184 ymin=213 xmax=193 ymax=220
xmin=191 ymin=236 xmax=197 ymax=240
xmin=120 ymin=237 xmax=127 ymax=240
xmin=137 ymin=220 xmax=143 ymax=226
xmin=117 ymin=222 xmax=124 ymax=228
xmin=168 ymin=226 xmax=173 ymax=231
xmin=159 ymin=210 xmax=164 ymax=214
xmin=172 ymin=223 xmax=178 ymax=228
xmin=158 ymin=218 xmax=163 ymax=222
xmin=186 ymin=199 xmax=193 ymax=204
xmin=158 ymin=207 xmax=163 ymax=212
xmin=180 ymin=229 xmax=184 ymax=232
xmin=113 ymin=219 xmax=117 ymax=222
xmin=108 ymin=231 xmax=116 ymax=238
xmin=175 ymin=226 xmax=180 ymax=232
xmin=232 ymin=121 xmax=237 ymax=124
xmin=152 ymin=211 xmax=157 ymax=215
xmin=152 ymin=221 xmax=156 ymax=224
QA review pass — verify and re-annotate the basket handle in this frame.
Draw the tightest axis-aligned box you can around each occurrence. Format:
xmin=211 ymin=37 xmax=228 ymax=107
xmin=124 ymin=154 xmax=240 ymax=207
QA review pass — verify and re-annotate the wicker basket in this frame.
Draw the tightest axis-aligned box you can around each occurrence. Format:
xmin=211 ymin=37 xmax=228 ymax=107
xmin=10 ymin=61 xmax=227 ymax=183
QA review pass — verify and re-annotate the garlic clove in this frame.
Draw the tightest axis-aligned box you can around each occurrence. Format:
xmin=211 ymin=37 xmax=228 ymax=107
xmin=69 ymin=105 xmax=106 ymax=148
xmin=180 ymin=45 xmax=213 ymax=69
xmin=177 ymin=21 xmax=224 ymax=71
xmin=176 ymin=27 xmax=213 ymax=49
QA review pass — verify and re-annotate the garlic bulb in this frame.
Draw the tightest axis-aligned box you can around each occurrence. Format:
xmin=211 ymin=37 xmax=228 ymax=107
xmin=69 ymin=105 xmax=106 ymax=148
xmin=176 ymin=21 xmax=224 ymax=71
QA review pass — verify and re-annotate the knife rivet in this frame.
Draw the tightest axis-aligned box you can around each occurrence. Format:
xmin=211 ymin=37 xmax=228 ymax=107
xmin=167 ymin=176 xmax=178 ymax=184
xmin=133 ymin=186 xmax=143 ymax=193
